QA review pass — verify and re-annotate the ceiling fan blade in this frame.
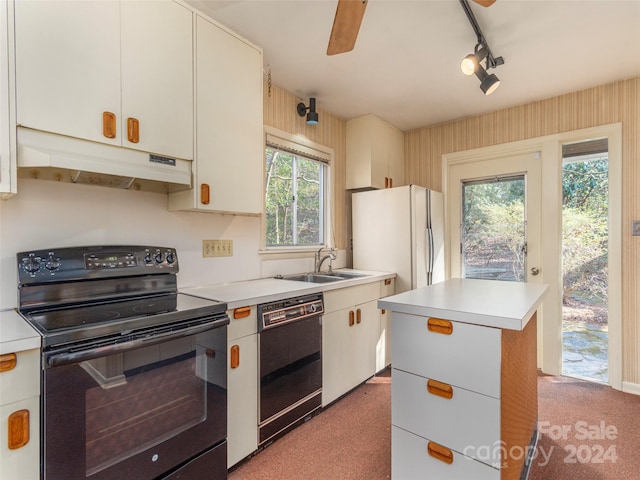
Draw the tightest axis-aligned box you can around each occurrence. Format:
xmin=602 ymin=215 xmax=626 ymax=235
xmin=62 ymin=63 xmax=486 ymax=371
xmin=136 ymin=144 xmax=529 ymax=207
xmin=472 ymin=0 xmax=497 ymax=6
xmin=327 ymin=0 xmax=368 ymax=56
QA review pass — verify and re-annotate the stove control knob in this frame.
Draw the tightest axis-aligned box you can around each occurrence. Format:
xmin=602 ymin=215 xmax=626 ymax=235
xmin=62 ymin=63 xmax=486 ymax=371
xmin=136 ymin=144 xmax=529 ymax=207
xmin=166 ymin=251 xmax=175 ymax=264
xmin=144 ymin=252 xmax=153 ymax=264
xmin=45 ymin=255 xmax=60 ymax=271
xmin=23 ymin=256 xmax=41 ymax=273
xmin=154 ymin=252 xmax=164 ymax=264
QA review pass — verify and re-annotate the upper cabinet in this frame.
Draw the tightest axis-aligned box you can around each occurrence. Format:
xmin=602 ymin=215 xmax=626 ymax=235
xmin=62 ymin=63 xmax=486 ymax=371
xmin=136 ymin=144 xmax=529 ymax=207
xmin=0 ymin=0 xmax=16 ymax=195
xmin=169 ymin=15 xmax=263 ymax=215
xmin=14 ymin=0 xmax=193 ymax=161
xmin=346 ymin=114 xmax=404 ymax=190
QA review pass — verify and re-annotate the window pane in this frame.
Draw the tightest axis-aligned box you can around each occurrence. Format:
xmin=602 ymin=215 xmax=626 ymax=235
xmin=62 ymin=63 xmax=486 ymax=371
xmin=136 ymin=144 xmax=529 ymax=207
xmin=265 ymin=147 xmax=325 ymax=248
xmin=462 ymin=176 xmax=526 ymax=281
xmin=295 ymin=158 xmax=322 ymax=245
xmin=265 ymin=149 xmax=294 ymax=246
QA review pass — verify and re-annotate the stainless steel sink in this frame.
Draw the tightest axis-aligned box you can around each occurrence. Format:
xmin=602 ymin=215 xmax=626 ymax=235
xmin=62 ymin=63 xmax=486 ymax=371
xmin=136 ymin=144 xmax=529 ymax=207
xmin=279 ymin=271 xmax=369 ymax=283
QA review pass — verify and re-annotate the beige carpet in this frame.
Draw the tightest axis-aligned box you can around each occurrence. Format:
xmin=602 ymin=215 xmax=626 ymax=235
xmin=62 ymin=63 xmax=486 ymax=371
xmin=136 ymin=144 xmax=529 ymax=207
xmin=228 ymin=372 xmax=639 ymax=479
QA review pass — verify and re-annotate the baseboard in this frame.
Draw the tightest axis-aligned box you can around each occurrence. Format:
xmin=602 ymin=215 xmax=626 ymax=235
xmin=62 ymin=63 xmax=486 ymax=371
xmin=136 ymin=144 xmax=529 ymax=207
xmin=621 ymin=381 xmax=640 ymax=396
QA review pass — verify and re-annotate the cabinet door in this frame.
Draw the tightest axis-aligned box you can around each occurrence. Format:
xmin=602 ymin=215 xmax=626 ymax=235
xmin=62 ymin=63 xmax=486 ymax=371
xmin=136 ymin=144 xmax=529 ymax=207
xmin=227 ymin=334 xmax=258 ymax=467
xmin=15 ymin=0 xmax=121 ymax=145
xmin=121 ymin=1 xmax=193 ymax=160
xmin=352 ymin=300 xmax=380 ymax=385
xmin=0 ymin=396 xmax=40 ymax=480
xmin=191 ymin=15 xmax=263 ymax=214
xmin=322 ymin=307 xmax=355 ymax=406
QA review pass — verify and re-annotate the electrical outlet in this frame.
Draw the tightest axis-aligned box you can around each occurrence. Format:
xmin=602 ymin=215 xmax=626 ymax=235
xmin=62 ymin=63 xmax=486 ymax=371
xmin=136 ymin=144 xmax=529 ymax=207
xmin=633 ymin=221 xmax=640 ymax=236
xmin=202 ymin=240 xmax=233 ymax=257
xmin=203 ymin=240 xmax=214 ymax=258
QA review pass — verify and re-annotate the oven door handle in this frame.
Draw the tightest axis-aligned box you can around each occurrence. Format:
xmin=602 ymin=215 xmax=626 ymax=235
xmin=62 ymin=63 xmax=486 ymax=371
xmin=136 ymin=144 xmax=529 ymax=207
xmin=45 ymin=318 xmax=228 ymax=368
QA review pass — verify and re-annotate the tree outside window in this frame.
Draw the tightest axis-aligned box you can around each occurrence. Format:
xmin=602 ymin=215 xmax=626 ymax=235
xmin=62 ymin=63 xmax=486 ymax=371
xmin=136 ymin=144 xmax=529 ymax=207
xmin=265 ymin=147 xmax=325 ymax=247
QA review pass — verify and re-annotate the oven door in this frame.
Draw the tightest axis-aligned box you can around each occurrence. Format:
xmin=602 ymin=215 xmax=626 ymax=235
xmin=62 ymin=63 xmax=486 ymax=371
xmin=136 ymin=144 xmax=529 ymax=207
xmin=42 ymin=322 xmax=227 ymax=480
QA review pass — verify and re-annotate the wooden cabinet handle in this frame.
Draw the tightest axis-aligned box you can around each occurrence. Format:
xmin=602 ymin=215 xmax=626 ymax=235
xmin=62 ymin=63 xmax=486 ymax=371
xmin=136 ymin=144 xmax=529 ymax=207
xmin=233 ymin=306 xmax=251 ymax=319
xmin=230 ymin=345 xmax=240 ymax=369
xmin=102 ymin=111 xmax=116 ymax=139
xmin=427 ymin=379 xmax=454 ymax=399
xmin=200 ymin=184 xmax=210 ymax=205
xmin=384 ymin=278 xmax=392 ymax=286
xmin=356 ymin=308 xmax=362 ymax=324
xmin=427 ymin=318 xmax=453 ymax=335
xmin=8 ymin=409 xmax=29 ymax=450
xmin=427 ymin=441 xmax=453 ymax=464
xmin=348 ymin=310 xmax=355 ymax=327
xmin=127 ymin=117 xmax=139 ymax=143
xmin=0 ymin=353 xmax=17 ymax=372
xmin=384 ymin=176 xmax=389 ymax=188
xmin=389 ymin=177 xmax=393 ymax=188
xmin=381 ymin=309 xmax=386 ymax=314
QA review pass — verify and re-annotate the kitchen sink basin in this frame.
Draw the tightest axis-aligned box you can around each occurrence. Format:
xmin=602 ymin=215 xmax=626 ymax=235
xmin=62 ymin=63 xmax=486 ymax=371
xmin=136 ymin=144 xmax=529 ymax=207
xmin=279 ymin=271 xmax=370 ymax=283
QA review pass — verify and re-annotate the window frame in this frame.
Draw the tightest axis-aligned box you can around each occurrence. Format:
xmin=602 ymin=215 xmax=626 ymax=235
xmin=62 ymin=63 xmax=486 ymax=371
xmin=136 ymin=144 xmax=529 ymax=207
xmin=261 ymin=127 xmax=333 ymax=255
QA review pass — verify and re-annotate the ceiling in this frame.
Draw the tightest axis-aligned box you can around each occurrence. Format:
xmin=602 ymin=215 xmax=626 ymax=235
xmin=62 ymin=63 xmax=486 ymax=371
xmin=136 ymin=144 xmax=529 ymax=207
xmin=185 ymin=0 xmax=640 ymax=132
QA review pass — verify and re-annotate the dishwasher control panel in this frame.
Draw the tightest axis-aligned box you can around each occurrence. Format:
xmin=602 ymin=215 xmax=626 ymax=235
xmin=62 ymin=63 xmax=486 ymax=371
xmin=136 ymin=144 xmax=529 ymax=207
xmin=258 ymin=293 xmax=324 ymax=331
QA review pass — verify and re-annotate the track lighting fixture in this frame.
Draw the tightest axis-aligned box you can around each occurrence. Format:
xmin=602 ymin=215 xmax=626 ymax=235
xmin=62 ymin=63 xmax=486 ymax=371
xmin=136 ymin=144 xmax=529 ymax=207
xmin=297 ymin=97 xmax=319 ymax=125
xmin=459 ymin=0 xmax=504 ymax=95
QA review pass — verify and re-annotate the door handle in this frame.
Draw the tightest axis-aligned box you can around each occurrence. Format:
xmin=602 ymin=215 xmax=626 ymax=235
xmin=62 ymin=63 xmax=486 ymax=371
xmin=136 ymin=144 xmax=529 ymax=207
xmin=530 ymin=267 xmax=540 ymax=276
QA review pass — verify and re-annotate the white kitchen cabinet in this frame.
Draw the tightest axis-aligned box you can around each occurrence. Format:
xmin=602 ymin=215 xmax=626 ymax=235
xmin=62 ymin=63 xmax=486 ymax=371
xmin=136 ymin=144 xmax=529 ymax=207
xmin=378 ymin=277 xmax=395 ymax=370
xmin=391 ymin=312 xmax=538 ymax=479
xmin=14 ymin=0 xmax=193 ymax=160
xmin=226 ymin=306 xmax=258 ymax=468
xmin=346 ymin=114 xmax=404 ymax=190
xmin=0 ymin=0 xmax=16 ymax=195
xmin=0 ymin=349 xmax=40 ymax=480
xmin=169 ymin=15 xmax=263 ymax=215
xmin=322 ymin=282 xmax=382 ymax=406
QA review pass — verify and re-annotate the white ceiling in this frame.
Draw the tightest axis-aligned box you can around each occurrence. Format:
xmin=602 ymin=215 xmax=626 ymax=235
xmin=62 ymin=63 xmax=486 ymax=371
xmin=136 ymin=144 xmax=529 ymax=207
xmin=186 ymin=0 xmax=640 ymax=132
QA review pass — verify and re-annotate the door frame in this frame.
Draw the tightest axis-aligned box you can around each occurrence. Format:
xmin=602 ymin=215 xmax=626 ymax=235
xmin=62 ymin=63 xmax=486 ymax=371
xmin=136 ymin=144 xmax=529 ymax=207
xmin=442 ymin=123 xmax=622 ymax=390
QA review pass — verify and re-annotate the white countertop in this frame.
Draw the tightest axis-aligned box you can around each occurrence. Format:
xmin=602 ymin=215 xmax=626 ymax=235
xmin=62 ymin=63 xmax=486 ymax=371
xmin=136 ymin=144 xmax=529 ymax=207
xmin=0 ymin=309 xmax=41 ymax=354
xmin=0 ymin=269 xmax=394 ymax=350
xmin=378 ymin=278 xmax=548 ymax=330
xmin=181 ymin=269 xmax=395 ymax=309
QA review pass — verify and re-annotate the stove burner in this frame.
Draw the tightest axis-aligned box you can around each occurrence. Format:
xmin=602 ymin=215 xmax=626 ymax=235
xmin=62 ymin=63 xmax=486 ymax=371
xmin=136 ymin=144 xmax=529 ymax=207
xmin=26 ymin=295 xmax=178 ymax=335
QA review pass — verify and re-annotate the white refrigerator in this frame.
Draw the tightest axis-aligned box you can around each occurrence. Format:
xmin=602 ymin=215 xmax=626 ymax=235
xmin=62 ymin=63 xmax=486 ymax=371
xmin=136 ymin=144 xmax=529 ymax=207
xmin=352 ymin=185 xmax=445 ymax=293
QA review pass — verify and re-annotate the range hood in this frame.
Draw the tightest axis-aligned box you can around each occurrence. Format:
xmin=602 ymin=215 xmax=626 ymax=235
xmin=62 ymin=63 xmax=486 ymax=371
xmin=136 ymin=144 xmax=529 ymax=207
xmin=17 ymin=127 xmax=192 ymax=193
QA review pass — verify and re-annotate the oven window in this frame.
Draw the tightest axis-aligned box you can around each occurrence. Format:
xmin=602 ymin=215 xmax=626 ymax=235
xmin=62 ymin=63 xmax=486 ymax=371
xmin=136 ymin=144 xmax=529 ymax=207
xmin=82 ymin=338 xmax=207 ymax=476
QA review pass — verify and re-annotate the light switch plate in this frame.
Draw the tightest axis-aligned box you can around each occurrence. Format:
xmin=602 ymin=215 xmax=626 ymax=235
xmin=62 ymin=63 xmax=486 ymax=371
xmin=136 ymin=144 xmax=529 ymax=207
xmin=202 ymin=240 xmax=233 ymax=257
xmin=633 ymin=221 xmax=640 ymax=236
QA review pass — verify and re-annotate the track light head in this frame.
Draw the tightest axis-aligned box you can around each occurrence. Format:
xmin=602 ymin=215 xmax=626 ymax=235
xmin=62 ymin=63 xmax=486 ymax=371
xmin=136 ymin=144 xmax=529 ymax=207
xmin=460 ymin=45 xmax=488 ymax=76
xmin=297 ymin=97 xmax=319 ymax=125
xmin=474 ymin=65 xmax=500 ymax=95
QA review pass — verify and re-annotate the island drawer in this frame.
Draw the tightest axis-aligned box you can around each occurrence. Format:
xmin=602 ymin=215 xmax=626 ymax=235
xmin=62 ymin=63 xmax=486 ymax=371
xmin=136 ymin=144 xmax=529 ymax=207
xmin=0 ymin=349 xmax=40 ymax=406
xmin=392 ymin=426 xmax=499 ymax=480
xmin=392 ymin=369 xmax=500 ymax=468
xmin=392 ymin=312 xmax=501 ymax=398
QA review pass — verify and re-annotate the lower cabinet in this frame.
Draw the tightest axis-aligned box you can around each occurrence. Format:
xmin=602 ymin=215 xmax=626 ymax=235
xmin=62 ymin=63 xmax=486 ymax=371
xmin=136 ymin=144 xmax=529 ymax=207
xmin=0 ymin=348 xmax=40 ymax=480
xmin=226 ymin=306 xmax=258 ymax=468
xmin=322 ymin=281 xmax=387 ymax=406
xmin=391 ymin=311 xmax=538 ymax=480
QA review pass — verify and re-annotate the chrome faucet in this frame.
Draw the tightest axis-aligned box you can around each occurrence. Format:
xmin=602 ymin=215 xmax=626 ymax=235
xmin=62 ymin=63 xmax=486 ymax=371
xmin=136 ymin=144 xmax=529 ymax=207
xmin=316 ymin=248 xmax=336 ymax=273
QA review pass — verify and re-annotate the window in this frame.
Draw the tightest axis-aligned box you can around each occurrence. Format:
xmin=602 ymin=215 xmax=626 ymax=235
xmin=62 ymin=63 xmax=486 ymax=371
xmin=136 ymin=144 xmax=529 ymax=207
xmin=264 ymin=132 xmax=330 ymax=249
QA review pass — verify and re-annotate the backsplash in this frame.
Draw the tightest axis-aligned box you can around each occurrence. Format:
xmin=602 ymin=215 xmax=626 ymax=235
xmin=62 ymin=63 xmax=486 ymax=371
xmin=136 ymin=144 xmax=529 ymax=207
xmin=0 ymin=179 xmax=343 ymax=310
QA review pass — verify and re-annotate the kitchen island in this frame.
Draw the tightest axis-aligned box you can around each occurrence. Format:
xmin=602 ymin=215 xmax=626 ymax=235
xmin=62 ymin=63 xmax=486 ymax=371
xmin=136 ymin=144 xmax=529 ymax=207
xmin=379 ymin=278 xmax=547 ymax=480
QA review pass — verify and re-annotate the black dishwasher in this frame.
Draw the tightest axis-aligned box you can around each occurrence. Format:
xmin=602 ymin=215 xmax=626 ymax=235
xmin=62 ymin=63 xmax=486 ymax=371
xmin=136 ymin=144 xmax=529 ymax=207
xmin=257 ymin=293 xmax=324 ymax=446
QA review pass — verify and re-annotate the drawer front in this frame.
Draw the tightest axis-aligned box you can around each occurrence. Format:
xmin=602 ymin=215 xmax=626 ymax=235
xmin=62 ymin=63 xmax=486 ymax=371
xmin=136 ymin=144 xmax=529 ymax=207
xmin=392 ymin=312 xmax=501 ymax=398
xmin=392 ymin=426 xmax=499 ymax=480
xmin=323 ymin=282 xmax=380 ymax=314
xmin=0 ymin=349 xmax=40 ymax=405
xmin=227 ymin=306 xmax=257 ymax=341
xmin=392 ymin=369 xmax=500 ymax=467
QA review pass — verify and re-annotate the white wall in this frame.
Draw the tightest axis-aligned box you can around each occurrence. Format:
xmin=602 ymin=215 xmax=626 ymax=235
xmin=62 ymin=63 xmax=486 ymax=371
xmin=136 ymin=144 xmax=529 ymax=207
xmin=0 ymin=179 xmax=335 ymax=309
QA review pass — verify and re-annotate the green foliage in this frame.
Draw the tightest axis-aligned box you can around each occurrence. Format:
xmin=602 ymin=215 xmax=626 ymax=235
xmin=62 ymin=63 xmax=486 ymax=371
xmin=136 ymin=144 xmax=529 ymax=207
xmin=265 ymin=148 xmax=323 ymax=247
xmin=462 ymin=178 xmax=526 ymax=281
xmin=562 ymin=158 xmax=608 ymax=303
